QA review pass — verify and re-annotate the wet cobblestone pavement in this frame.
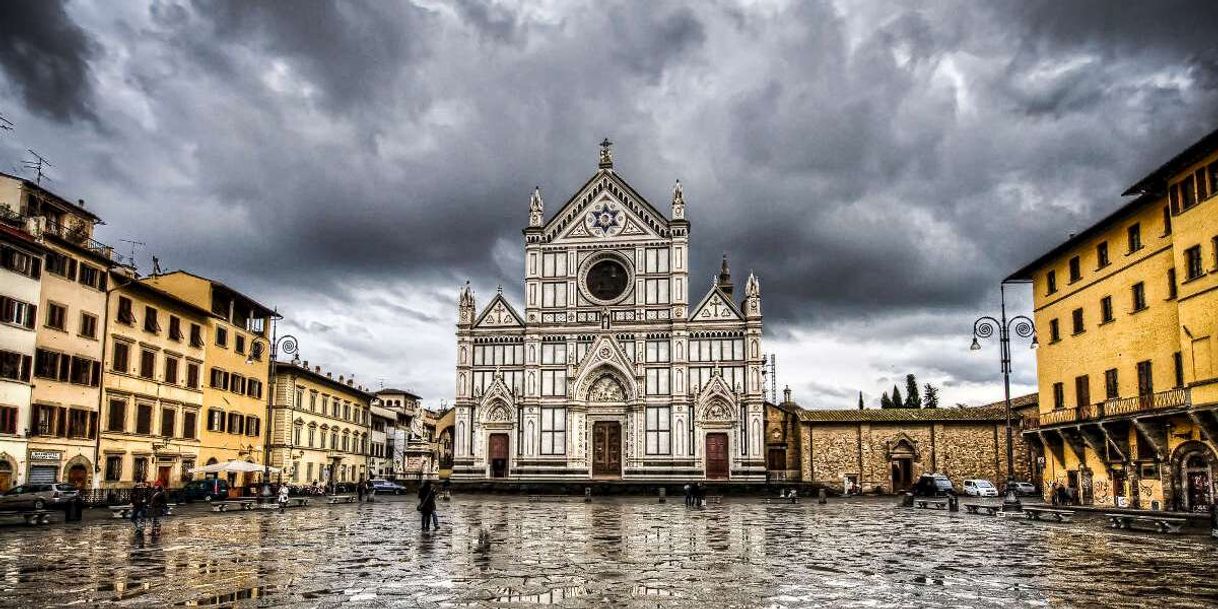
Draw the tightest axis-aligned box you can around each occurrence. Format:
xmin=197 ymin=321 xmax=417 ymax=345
xmin=0 ymin=495 xmax=1215 ymax=608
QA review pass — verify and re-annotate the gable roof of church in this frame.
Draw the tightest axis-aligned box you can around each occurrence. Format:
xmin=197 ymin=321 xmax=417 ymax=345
xmin=689 ymin=284 xmax=744 ymax=322
xmin=540 ymin=169 xmax=672 ymax=242
xmin=473 ymin=291 xmax=525 ymax=329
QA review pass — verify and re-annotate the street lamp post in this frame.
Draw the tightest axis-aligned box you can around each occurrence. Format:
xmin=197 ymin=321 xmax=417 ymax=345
xmin=971 ymin=282 xmax=1037 ymax=512
xmin=249 ymin=328 xmax=299 ymax=489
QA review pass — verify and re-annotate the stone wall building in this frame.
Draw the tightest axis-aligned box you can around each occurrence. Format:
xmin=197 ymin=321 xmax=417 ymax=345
xmin=766 ymin=389 xmax=1037 ymax=493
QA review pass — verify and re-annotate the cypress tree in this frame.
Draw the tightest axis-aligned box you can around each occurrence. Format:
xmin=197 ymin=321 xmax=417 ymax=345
xmin=891 ymin=386 xmax=903 ymax=410
xmin=904 ymin=374 xmax=921 ymax=408
xmin=880 ymin=392 xmax=893 ymax=409
xmin=923 ymin=384 xmax=940 ymax=409
xmin=858 ymin=392 xmax=864 ymax=410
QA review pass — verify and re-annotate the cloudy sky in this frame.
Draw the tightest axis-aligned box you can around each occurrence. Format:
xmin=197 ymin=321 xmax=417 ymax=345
xmin=1 ymin=1 xmax=1216 ymax=410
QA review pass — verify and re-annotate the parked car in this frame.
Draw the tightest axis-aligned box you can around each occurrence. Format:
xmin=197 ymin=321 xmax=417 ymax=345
xmin=182 ymin=479 xmax=230 ymax=502
xmin=912 ymin=473 xmax=955 ymax=497
xmin=370 ymin=479 xmax=406 ymax=495
xmin=1006 ymin=481 xmax=1038 ymax=496
xmin=962 ymin=479 xmax=999 ymax=497
xmin=0 ymin=483 xmax=79 ymax=511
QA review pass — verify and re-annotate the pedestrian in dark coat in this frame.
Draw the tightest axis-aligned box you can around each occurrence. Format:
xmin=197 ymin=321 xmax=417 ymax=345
xmin=149 ymin=482 xmax=168 ymax=534
xmin=130 ymin=482 xmax=150 ymax=533
xmin=418 ymin=481 xmax=437 ymax=531
xmin=357 ymin=478 xmax=365 ymax=502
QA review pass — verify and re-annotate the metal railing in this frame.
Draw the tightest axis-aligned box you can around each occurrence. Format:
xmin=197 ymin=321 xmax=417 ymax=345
xmin=1039 ymin=387 xmax=1192 ymax=427
xmin=40 ymin=217 xmax=119 ymax=262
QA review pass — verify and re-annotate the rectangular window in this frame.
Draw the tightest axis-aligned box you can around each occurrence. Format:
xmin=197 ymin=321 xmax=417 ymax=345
xmin=143 ymin=306 xmax=160 ymax=334
xmin=645 ymin=406 xmax=671 ymax=455
xmin=644 ymin=248 xmax=670 ymax=273
xmin=1196 ymin=167 xmax=1209 ymax=200
xmin=135 ymin=403 xmax=152 ymax=435
xmin=0 ymin=243 xmax=39 ymax=278
xmin=1052 ymin=382 xmax=1064 ymax=409
xmin=541 ymin=343 xmax=566 ymax=365
xmin=541 ymin=252 xmax=568 ymax=277
xmin=44 ymin=251 xmax=75 ymax=279
xmin=1046 ymin=270 xmax=1057 ymax=295
xmin=190 ymin=323 xmax=203 ymax=348
xmin=645 ymin=368 xmax=671 ymax=395
xmin=79 ymin=312 xmax=97 ymax=339
xmin=246 ymin=379 xmax=262 ymax=399
xmin=186 ymin=362 xmax=200 ymax=389
xmin=1074 ymin=375 xmax=1090 ymax=408
xmin=139 ymin=349 xmax=156 ymax=379
xmin=1136 ymin=360 xmax=1154 ymax=397
xmin=645 ymin=340 xmax=670 ymax=363
xmin=1105 ymin=368 xmax=1119 ymax=400
xmin=541 ymin=282 xmax=567 ymax=308
xmin=1096 ymin=242 xmax=1110 ymax=268
xmin=0 ymin=406 xmax=16 ymax=434
xmin=107 ymin=399 xmax=126 ymax=432
xmin=34 ymin=349 xmax=67 ymax=381
xmin=112 ymin=341 xmax=130 ymax=373
xmin=168 ymin=316 xmax=183 ymax=341
xmin=1174 ymin=352 xmax=1185 ymax=388
xmin=227 ymin=412 xmax=244 ymax=435
xmin=117 ymin=296 xmax=135 ymax=325
xmin=1168 ymin=268 xmax=1177 ymax=300
xmin=164 ymin=357 xmax=179 ymax=385
xmin=1068 ymin=256 xmax=1081 ymax=282
xmin=1071 ymin=308 xmax=1084 ymax=335
xmin=1180 ymin=174 xmax=1196 ymax=209
xmin=229 ymin=373 xmax=246 ymax=395
xmin=0 ymin=296 xmax=36 ymax=328
xmin=209 ymin=367 xmax=228 ymax=390
xmin=160 ymin=408 xmax=175 ymax=437
xmin=78 ymin=264 xmax=105 ymax=290
xmin=0 ymin=350 xmax=32 ymax=382
xmin=1127 ymin=223 xmax=1142 ymax=253
xmin=45 ymin=303 xmax=66 ymax=331
xmin=182 ymin=411 xmax=197 ymax=439
xmin=540 ymin=370 xmax=567 ymax=396
xmin=539 ymin=407 xmax=566 ymax=455
xmin=1163 ymin=205 xmax=1173 ymax=236
xmin=245 ymin=416 xmax=260 ymax=438
xmin=104 ymin=456 xmax=122 ymax=482
xmin=207 ymin=409 xmax=225 ymax=432
xmin=1185 ymin=245 xmax=1204 ymax=280
xmin=67 ymin=409 xmax=94 ymax=439
xmin=644 ymin=279 xmax=670 ymax=304
xmin=235 ymin=335 xmax=246 ymax=355
xmin=70 ymin=356 xmax=99 ymax=386
xmin=215 ymin=326 xmax=228 ymax=347
xmin=133 ymin=458 xmax=148 ymax=484
xmin=1213 ymin=236 xmax=1218 ymax=270
xmin=1100 ymin=296 xmax=1114 ymax=323
xmin=1131 ymin=282 xmax=1147 ymax=311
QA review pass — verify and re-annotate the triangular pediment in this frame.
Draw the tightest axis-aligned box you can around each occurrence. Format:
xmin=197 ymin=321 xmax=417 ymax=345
xmin=474 ymin=293 xmax=525 ymax=329
xmin=571 ymin=335 xmax=639 ymax=401
xmin=690 ymin=286 xmax=744 ymax=323
xmin=543 ymin=171 xmax=670 ymax=243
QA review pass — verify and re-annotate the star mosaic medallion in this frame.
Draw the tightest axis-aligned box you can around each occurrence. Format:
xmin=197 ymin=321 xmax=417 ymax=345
xmin=585 ymin=202 xmax=623 ymax=237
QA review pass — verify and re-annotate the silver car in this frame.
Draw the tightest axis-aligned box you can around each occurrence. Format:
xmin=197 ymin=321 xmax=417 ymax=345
xmin=0 ymin=483 xmax=79 ymax=511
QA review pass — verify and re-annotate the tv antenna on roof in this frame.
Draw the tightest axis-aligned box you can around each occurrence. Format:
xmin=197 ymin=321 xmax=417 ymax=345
xmin=22 ymin=149 xmax=52 ymax=184
xmin=119 ymin=239 xmax=145 ymax=268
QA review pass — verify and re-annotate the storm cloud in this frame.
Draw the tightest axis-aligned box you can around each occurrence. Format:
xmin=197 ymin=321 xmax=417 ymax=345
xmin=0 ymin=1 xmax=1215 ymax=408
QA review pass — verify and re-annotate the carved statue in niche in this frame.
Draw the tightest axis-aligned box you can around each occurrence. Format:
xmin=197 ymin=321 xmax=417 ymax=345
xmin=587 ymin=374 xmax=626 ymax=402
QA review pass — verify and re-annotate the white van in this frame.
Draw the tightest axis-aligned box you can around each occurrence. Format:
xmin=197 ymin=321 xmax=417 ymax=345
xmin=962 ymin=479 xmax=998 ymax=497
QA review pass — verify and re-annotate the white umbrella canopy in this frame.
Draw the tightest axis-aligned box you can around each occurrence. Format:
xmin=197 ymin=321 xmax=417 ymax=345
xmin=189 ymin=460 xmax=280 ymax=474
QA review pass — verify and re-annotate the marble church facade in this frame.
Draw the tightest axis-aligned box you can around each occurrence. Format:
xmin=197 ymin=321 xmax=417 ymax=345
xmin=452 ymin=142 xmax=766 ymax=482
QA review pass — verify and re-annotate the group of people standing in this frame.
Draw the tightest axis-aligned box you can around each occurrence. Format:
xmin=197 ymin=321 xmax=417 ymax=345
xmin=683 ymin=482 xmax=707 ymax=507
xmin=1049 ymin=482 xmax=1076 ymax=506
xmin=129 ymin=481 xmax=169 ymax=536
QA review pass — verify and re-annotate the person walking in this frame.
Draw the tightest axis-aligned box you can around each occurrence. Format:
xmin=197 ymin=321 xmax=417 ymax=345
xmin=683 ymin=483 xmax=692 ymax=507
xmin=365 ymin=479 xmax=376 ymax=502
xmin=357 ymin=478 xmax=366 ymax=502
xmin=148 ymin=482 xmax=168 ymax=536
xmin=278 ymin=484 xmax=290 ymax=509
xmin=418 ymin=480 xmax=437 ymax=532
xmin=130 ymin=481 xmax=150 ymax=535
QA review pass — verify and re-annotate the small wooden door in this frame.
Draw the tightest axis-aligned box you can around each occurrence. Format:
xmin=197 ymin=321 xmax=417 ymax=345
xmin=705 ymin=433 xmax=729 ymax=479
xmin=489 ymin=434 xmax=509 ymax=478
xmin=67 ymin=465 xmax=88 ymax=489
xmin=592 ymin=422 xmax=621 ymax=478
xmin=157 ymin=466 xmax=171 ymax=488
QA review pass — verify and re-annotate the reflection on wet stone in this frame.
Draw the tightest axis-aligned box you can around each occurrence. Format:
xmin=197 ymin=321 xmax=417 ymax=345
xmin=0 ymin=497 xmax=1216 ymax=607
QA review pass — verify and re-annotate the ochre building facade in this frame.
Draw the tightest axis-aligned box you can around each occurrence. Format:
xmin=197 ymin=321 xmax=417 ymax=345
xmin=1010 ymin=126 xmax=1218 ymax=511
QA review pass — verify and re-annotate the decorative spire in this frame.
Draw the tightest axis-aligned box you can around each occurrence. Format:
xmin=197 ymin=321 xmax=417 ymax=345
xmin=458 ymin=281 xmax=475 ymax=326
xmin=717 ymin=253 xmax=733 ymax=299
xmin=598 ymin=137 xmax=614 ymax=169
xmin=529 ymin=186 xmax=544 ymax=228
xmin=745 ymin=271 xmax=760 ymax=298
xmin=671 ymin=179 xmax=685 ymax=220
xmin=459 ymin=281 xmax=474 ymax=306
xmin=743 ymin=271 xmax=762 ymax=318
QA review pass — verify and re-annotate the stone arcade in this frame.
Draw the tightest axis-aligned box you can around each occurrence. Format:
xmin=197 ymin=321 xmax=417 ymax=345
xmin=452 ymin=141 xmax=765 ymax=482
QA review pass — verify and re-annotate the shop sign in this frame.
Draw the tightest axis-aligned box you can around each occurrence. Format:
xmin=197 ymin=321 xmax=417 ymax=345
xmin=29 ymin=450 xmax=61 ymax=462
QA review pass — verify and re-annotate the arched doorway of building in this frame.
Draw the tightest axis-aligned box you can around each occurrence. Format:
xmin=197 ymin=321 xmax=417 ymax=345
xmin=1171 ymin=441 xmax=1216 ymax=512
xmin=64 ymin=458 xmax=90 ymax=490
xmin=888 ymin=439 xmax=917 ymax=492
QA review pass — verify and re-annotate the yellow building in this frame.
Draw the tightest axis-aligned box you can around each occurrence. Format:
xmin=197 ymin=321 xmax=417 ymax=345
xmin=142 ymin=271 xmax=277 ymax=487
xmin=1 ymin=173 xmax=119 ymax=489
xmin=268 ymin=360 xmax=372 ymax=487
xmin=98 ymin=275 xmax=210 ymax=488
xmin=1009 ymin=127 xmax=1218 ymax=511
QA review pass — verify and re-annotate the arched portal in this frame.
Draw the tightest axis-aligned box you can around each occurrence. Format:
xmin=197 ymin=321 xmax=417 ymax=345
xmin=1173 ymin=441 xmax=1217 ymax=512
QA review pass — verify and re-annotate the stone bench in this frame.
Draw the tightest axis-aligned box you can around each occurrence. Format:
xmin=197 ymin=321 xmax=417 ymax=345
xmin=0 ymin=510 xmax=53 ymax=525
xmin=764 ymin=496 xmax=798 ymax=504
xmin=210 ymin=500 xmax=256 ymax=513
xmin=110 ymin=504 xmax=177 ymax=519
xmin=963 ymin=503 xmax=999 ymax=516
xmin=914 ymin=499 xmax=949 ymax=510
xmin=325 ymin=495 xmax=356 ymax=504
xmin=1023 ymin=507 xmax=1073 ymax=522
xmin=1107 ymin=513 xmax=1187 ymax=534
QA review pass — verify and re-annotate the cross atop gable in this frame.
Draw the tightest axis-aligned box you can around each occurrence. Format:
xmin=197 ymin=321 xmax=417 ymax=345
xmin=474 ymin=292 xmax=525 ymax=329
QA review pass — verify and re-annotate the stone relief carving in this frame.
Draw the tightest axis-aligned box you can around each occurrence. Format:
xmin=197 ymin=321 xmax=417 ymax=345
xmin=588 ymin=375 xmax=627 ymax=402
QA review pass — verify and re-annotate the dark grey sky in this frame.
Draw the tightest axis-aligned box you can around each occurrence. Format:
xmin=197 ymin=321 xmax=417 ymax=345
xmin=1 ymin=1 xmax=1216 ymax=408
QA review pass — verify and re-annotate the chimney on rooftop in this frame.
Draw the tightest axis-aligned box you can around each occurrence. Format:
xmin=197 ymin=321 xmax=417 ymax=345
xmin=77 ymin=199 xmax=86 ymax=208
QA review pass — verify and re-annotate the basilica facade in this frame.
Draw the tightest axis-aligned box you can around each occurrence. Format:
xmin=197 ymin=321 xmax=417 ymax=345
xmin=452 ymin=141 xmax=766 ymax=483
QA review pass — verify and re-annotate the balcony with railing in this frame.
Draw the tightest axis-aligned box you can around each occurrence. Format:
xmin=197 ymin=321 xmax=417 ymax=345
xmin=1036 ymin=387 xmax=1192 ymax=428
xmin=39 ymin=216 xmax=119 ymax=262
